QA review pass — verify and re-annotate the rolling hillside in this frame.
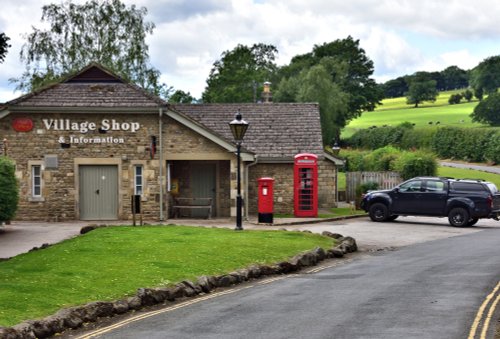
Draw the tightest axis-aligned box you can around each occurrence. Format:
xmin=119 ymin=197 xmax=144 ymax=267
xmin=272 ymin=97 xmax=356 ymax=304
xmin=342 ymin=91 xmax=488 ymax=138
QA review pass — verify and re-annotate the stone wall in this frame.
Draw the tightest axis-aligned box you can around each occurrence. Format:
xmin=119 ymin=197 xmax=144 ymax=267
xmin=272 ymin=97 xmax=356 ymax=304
xmin=1 ymin=113 xmax=163 ymax=221
xmin=247 ymin=159 xmax=337 ymax=215
xmin=1 ymin=111 xmax=337 ymax=221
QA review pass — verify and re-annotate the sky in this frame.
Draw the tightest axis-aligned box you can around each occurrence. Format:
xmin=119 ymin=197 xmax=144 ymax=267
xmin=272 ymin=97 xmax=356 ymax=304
xmin=1 ymin=0 xmax=500 ymax=103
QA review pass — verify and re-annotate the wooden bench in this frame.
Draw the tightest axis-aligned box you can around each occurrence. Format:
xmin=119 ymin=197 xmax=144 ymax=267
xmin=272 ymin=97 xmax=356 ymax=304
xmin=172 ymin=197 xmax=212 ymax=219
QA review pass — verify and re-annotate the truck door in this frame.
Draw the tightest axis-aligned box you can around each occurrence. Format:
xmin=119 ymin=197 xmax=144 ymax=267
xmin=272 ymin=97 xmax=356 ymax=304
xmin=421 ymin=179 xmax=447 ymax=215
xmin=391 ymin=179 xmax=424 ymax=214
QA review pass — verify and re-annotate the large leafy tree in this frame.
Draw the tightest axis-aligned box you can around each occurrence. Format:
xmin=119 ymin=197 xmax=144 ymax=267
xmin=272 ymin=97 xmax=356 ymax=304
xmin=0 ymin=33 xmax=10 ymax=63
xmin=405 ymin=72 xmax=438 ymax=107
xmin=202 ymin=43 xmax=278 ymax=103
xmin=471 ymin=92 xmax=500 ymax=126
xmin=441 ymin=65 xmax=468 ymax=90
xmin=12 ymin=0 xmax=168 ymax=97
xmin=168 ymin=90 xmax=195 ymax=103
xmin=275 ymin=36 xmax=383 ymax=143
xmin=470 ymin=55 xmax=500 ymax=95
xmin=382 ymin=77 xmax=408 ymax=98
xmin=296 ymin=59 xmax=349 ymax=144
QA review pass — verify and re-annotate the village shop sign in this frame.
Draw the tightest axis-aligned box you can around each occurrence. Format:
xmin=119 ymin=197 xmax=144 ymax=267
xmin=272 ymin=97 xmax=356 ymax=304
xmin=13 ymin=118 xmax=142 ymax=145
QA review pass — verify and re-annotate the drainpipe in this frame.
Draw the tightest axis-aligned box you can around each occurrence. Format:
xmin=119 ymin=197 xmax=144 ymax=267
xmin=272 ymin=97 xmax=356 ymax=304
xmin=244 ymin=155 xmax=259 ymax=220
xmin=159 ymin=107 xmax=164 ymax=221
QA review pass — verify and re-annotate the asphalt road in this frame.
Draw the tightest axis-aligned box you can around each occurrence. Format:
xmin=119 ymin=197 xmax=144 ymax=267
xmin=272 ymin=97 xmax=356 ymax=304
xmin=440 ymin=161 xmax=500 ymax=175
xmin=73 ymin=217 xmax=500 ymax=339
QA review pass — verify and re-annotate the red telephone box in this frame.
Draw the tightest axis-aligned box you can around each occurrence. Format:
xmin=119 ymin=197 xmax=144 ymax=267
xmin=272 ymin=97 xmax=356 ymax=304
xmin=258 ymin=177 xmax=274 ymax=223
xmin=294 ymin=153 xmax=318 ymax=217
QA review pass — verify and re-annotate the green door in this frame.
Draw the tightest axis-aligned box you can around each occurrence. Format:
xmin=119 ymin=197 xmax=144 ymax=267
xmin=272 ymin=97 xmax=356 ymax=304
xmin=190 ymin=163 xmax=216 ymax=218
xmin=79 ymin=165 xmax=118 ymax=220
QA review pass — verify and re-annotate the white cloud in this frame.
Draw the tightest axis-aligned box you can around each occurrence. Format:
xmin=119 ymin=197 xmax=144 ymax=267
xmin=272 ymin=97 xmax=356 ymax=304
xmin=2 ymin=0 xmax=500 ymax=102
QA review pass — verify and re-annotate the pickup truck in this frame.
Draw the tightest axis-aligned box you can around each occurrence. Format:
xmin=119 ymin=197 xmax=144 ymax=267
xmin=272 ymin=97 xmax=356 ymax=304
xmin=360 ymin=177 xmax=500 ymax=227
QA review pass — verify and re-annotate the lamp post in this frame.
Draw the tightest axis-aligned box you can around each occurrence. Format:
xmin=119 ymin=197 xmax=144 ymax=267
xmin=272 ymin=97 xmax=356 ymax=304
xmin=229 ymin=109 xmax=249 ymax=230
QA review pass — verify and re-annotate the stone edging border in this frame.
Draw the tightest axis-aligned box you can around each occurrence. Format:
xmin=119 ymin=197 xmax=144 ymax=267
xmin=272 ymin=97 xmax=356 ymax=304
xmin=0 ymin=230 xmax=357 ymax=339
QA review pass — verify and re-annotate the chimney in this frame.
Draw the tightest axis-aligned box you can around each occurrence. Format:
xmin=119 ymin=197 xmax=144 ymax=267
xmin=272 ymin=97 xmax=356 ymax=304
xmin=261 ymin=81 xmax=272 ymax=103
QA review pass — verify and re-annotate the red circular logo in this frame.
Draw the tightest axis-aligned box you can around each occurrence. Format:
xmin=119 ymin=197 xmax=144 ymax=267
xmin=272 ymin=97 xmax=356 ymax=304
xmin=12 ymin=118 xmax=34 ymax=132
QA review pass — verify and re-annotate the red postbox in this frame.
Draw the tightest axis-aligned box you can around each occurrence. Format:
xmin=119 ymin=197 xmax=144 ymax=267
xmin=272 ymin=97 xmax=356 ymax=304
xmin=294 ymin=153 xmax=318 ymax=217
xmin=258 ymin=177 xmax=274 ymax=223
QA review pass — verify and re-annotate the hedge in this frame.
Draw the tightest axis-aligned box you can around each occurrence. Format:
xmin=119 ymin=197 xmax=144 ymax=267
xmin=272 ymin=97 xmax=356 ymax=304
xmin=345 ymin=126 xmax=500 ymax=164
xmin=339 ymin=148 xmax=437 ymax=179
xmin=0 ymin=157 xmax=19 ymax=222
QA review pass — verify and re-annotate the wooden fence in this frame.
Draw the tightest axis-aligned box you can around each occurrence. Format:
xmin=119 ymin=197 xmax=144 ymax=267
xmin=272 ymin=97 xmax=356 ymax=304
xmin=345 ymin=171 xmax=403 ymax=202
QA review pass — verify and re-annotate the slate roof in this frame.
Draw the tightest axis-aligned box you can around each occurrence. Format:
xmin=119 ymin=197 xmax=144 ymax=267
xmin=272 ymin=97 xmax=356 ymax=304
xmin=172 ymin=103 xmax=325 ymax=160
xmin=6 ymin=63 xmax=165 ymax=108
xmin=3 ymin=63 xmax=329 ymax=161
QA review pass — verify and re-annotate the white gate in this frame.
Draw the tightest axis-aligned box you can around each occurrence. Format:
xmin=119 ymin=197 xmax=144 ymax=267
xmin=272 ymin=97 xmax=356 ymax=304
xmin=346 ymin=171 xmax=402 ymax=202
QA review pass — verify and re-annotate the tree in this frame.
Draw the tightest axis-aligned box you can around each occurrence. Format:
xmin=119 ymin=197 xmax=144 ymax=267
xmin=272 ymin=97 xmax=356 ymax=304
xmin=382 ymin=77 xmax=408 ymax=98
xmin=0 ymin=157 xmax=19 ymax=222
xmin=471 ymin=92 xmax=500 ymax=126
xmin=405 ymin=73 xmax=438 ymax=107
xmin=168 ymin=90 xmax=196 ymax=103
xmin=470 ymin=56 xmax=500 ymax=95
xmin=295 ymin=59 xmax=349 ymax=144
xmin=462 ymin=89 xmax=473 ymax=102
xmin=12 ymin=0 xmax=168 ymax=97
xmin=441 ymin=66 xmax=468 ymax=90
xmin=0 ymin=33 xmax=10 ymax=63
xmin=310 ymin=37 xmax=384 ymax=114
xmin=274 ymin=36 xmax=383 ymax=143
xmin=202 ymin=43 xmax=278 ymax=103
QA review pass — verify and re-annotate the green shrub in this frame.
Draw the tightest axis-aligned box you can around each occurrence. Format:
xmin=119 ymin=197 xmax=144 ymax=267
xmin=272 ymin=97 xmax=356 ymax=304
xmin=356 ymin=181 xmax=379 ymax=196
xmin=0 ymin=157 xmax=19 ymax=222
xmin=363 ymin=146 xmax=399 ymax=171
xmin=394 ymin=151 xmax=437 ymax=180
xmin=448 ymin=93 xmax=462 ymax=104
xmin=339 ymin=149 xmax=370 ymax=172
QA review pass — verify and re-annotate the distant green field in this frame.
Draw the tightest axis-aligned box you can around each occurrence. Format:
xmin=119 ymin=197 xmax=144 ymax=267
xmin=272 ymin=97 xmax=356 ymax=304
xmin=343 ymin=91 xmax=487 ymax=138
xmin=376 ymin=90 xmax=476 ymax=111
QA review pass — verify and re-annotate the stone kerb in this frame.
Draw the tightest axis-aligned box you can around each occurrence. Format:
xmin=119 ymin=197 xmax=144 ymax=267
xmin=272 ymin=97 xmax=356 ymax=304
xmin=0 ymin=231 xmax=357 ymax=339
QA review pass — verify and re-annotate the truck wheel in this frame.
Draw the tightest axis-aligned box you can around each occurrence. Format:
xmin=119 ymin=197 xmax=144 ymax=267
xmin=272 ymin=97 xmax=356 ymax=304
xmin=448 ymin=207 xmax=470 ymax=227
xmin=467 ymin=218 xmax=479 ymax=226
xmin=369 ymin=203 xmax=389 ymax=222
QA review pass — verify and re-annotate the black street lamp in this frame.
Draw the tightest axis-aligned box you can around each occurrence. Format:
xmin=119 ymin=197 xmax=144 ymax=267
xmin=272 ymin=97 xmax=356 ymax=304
xmin=229 ymin=109 xmax=249 ymax=230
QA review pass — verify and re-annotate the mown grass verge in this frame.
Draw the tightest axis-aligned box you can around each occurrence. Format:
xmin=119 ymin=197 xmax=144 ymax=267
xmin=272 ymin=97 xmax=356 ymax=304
xmin=0 ymin=225 xmax=334 ymax=327
xmin=438 ymin=166 xmax=500 ymax=187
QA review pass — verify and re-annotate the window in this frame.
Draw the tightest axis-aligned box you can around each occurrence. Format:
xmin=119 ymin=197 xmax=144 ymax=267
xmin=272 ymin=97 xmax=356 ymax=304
xmin=399 ymin=180 xmax=422 ymax=192
xmin=451 ymin=182 xmax=485 ymax=193
xmin=134 ymin=165 xmax=143 ymax=195
xmin=32 ymin=165 xmax=41 ymax=197
xmin=425 ymin=180 xmax=445 ymax=192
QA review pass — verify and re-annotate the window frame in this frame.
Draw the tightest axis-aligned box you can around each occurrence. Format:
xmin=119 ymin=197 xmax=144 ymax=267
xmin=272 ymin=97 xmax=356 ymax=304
xmin=134 ymin=165 xmax=143 ymax=196
xmin=28 ymin=161 xmax=45 ymax=202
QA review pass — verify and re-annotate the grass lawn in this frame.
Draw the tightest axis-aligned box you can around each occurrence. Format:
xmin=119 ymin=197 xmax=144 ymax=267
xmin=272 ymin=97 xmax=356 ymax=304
xmin=275 ymin=207 xmax=365 ymax=219
xmin=438 ymin=166 xmax=500 ymax=187
xmin=0 ymin=225 xmax=334 ymax=327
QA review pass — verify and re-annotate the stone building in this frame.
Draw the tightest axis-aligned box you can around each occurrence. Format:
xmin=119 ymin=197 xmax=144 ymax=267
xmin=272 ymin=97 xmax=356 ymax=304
xmin=0 ymin=63 xmax=343 ymax=222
